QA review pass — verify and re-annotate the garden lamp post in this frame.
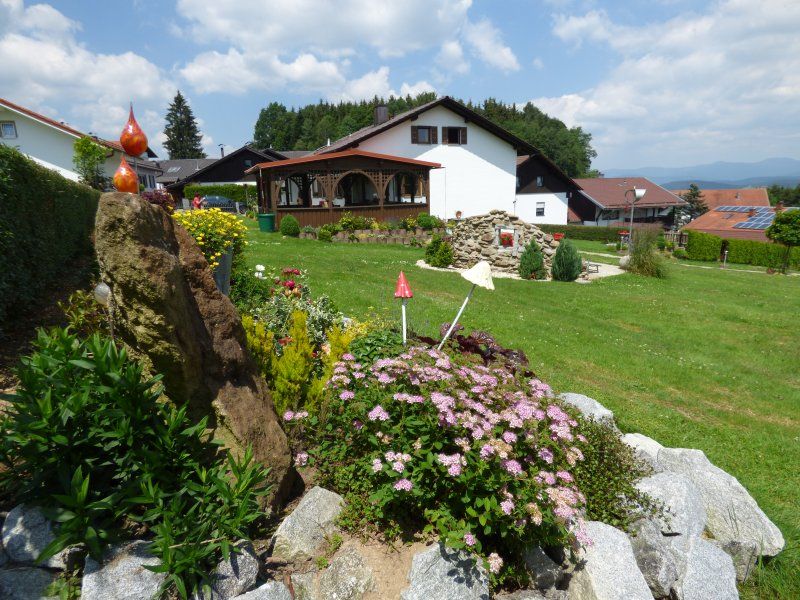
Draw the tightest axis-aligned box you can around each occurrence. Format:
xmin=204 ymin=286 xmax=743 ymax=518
xmin=625 ymin=187 xmax=647 ymax=254
xmin=394 ymin=271 xmax=413 ymax=345
xmin=438 ymin=261 xmax=494 ymax=351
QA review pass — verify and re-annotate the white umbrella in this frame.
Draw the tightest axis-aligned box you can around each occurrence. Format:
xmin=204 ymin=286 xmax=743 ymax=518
xmin=438 ymin=261 xmax=494 ymax=350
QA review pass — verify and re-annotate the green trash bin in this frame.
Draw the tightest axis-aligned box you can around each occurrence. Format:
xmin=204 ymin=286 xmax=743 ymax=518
xmin=257 ymin=213 xmax=275 ymax=232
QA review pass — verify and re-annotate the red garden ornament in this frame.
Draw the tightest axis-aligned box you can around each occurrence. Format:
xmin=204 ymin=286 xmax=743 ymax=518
xmin=395 ymin=271 xmax=413 ymax=345
xmin=119 ymin=104 xmax=148 ymax=157
xmin=113 ymin=156 xmax=138 ymax=193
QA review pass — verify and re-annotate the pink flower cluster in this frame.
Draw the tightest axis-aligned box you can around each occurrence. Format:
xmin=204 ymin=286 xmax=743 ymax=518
xmin=283 ymin=410 xmax=308 ymax=421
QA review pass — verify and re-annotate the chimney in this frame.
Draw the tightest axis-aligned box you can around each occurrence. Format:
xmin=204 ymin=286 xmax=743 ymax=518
xmin=219 ymin=144 xmax=225 ymax=158
xmin=748 ymin=208 xmax=756 ymax=217
xmin=775 ymin=202 xmax=784 ymax=212
xmin=736 ymin=192 xmax=741 ymax=200
xmin=374 ymin=104 xmax=389 ymax=126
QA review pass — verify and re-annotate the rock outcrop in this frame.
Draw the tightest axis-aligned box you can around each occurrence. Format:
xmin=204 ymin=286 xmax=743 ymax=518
xmin=1 ymin=504 xmax=68 ymax=568
xmin=451 ymin=211 xmax=559 ymax=276
xmin=270 ymin=486 xmax=344 ymax=562
xmin=400 ymin=543 xmax=490 ymax=600
xmin=82 ymin=541 xmax=166 ymax=600
xmin=558 ymin=393 xmax=615 ymax=425
xmin=94 ymin=192 xmax=294 ymax=505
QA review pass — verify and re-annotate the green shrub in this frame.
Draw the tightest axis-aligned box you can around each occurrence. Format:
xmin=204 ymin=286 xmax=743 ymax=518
xmin=425 ymin=234 xmax=454 ymax=268
xmin=685 ymin=230 xmax=722 ymax=261
xmin=300 ymin=348 xmax=593 ymax=586
xmin=673 ymin=248 xmax=688 ymax=259
xmin=551 ymin=240 xmax=582 ymax=281
xmin=725 ymin=238 xmax=800 ymax=270
xmin=183 ymin=184 xmax=256 ymax=207
xmin=230 ymin=263 xmax=274 ymax=313
xmin=0 ymin=329 xmax=270 ymax=598
xmin=0 ymin=146 xmax=99 ymax=333
xmin=627 ymin=229 xmax=668 ymax=278
xmin=317 ymin=228 xmax=333 ymax=242
xmin=539 ymin=224 xmax=625 ymax=242
xmin=572 ymin=420 xmax=656 ymax=531
xmin=338 ymin=211 xmax=374 ymax=231
xmin=348 ymin=328 xmax=404 ymax=364
xmin=279 ymin=214 xmax=300 ymax=236
xmin=518 ymin=240 xmax=547 ymax=280
xmin=416 ymin=213 xmax=444 ymax=230
xmin=57 ymin=289 xmax=110 ymax=338
xmin=271 ymin=311 xmax=315 ymax=416
xmin=301 ymin=225 xmax=316 ymax=234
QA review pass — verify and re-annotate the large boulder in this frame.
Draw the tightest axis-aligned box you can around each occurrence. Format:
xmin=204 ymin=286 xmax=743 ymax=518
xmin=567 ymin=521 xmax=651 ymax=600
xmin=673 ymin=537 xmax=738 ymax=600
xmin=1 ymin=505 xmax=68 ymax=568
xmin=627 ymin=517 xmax=679 ymax=598
xmin=195 ymin=541 xmax=260 ymax=600
xmin=635 ymin=472 xmax=706 ymax=537
xmin=523 ymin=546 xmax=563 ymax=591
xmin=620 ymin=433 xmax=663 ymax=470
xmin=317 ymin=545 xmax=374 ymax=600
xmin=657 ymin=448 xmax=784 ymax=556
xmin=400 ymin=543 xmax=489 ymax=600
xmin=233 ymin=581 xmax=292 ymax=600
xmin=0 ymin=566 xmax=58 ymax=599
xmin=557 ymin=393 xmax=615 ymax=424
xmin=94 ymin=192 xmax=294 ymax=505
xmin=81 ymin=541 xmax=166 ymax=600
xmin=270 ymin=486 xmax=344 ymax=562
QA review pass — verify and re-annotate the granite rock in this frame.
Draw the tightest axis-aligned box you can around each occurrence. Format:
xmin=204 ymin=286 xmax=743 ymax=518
xmin=400 ymin=542 xmax=489 ymax=600
xmin=271 ymin=487 xmax=344 ymax=562
xmin=81 ymin=541 xmax=166 ymax=600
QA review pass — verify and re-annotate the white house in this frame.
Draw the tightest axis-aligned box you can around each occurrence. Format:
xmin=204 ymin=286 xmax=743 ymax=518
xmin=0 ymin=97 xmax=160 ymax=189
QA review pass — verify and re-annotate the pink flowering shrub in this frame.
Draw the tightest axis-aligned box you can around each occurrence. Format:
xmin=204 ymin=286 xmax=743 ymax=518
xmin=303 ymin=346 xmax=593 ymax=583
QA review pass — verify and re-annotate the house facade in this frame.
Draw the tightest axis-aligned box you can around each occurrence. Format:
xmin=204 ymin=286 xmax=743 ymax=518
xmin=570 ymin=177 xmax=686 ymax=226
xmin=515 ymin=154 xmax=578 ymax=224
xmin=0 ymin=97 xmax=160 ymax=189
xmin=251 ymin=96 xmax=570 ymax=223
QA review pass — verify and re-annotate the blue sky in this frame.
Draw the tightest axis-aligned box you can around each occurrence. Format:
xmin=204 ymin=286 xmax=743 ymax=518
xmin=3 ymin=0 xmax=799 ymax=170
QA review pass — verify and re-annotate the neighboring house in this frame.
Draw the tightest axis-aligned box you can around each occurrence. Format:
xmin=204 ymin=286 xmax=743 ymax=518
xmin=247 ymin=96 xmax=573 ymax=226
xmin=0 ymin=97 xmax=160 ymax=189
xmin=154 ymin=158 xmax=218 ymax=188
xmin=570 ymin=177 xmax=686 ymax=226
xmin=669 ymin=188 xmax=770 ymax=211
xmin=682 ymin=205 xmax=792 ymax=242
xmin=167 ymin=144 xmax=286 ymax=200
xmin=515 ymin=154 xmax=579 ymax=224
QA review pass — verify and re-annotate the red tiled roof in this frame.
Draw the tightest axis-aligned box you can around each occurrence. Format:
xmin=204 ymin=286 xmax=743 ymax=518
xmin=681 ymin=207 xmax=779 ymax=241
xmin=669 ymin=188 xmax=769 ymax=210
xmin=574 ymin=177 xmax=686 ymax=209
xmin=0 ymin=97 xmax=150 ymax=156
xmin=246 ymin=149 xmax=441 ymax=172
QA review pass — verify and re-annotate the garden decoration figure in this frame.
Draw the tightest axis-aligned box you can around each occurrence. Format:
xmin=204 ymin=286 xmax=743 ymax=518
xmin=394 ymin=271 xmax=413 ymax=345
xmin=438 ymin=261 xmax=494 ymax=350
xmin=113 ymin=103 xmax=148 ymax=194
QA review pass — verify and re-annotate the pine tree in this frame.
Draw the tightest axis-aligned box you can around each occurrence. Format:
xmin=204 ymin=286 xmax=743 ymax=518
xmin=680 ymin=184 xmax=708 ymax=218
xmin=163 ymin=91 xmax=205 ymax=159
xmin=551 ymin=240 xmax=582 ymax=281
xmin=518 ymin=240 xmax=546 ymax=280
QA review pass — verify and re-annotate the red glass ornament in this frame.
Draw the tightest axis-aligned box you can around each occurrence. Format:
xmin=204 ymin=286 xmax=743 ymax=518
xmin=120 ymin=104 xmax=148 ymax=157
xmin=113 ymin=156 xmax=138 ymax=193
xmin=394 ymin=271 xmax=413 ymax=298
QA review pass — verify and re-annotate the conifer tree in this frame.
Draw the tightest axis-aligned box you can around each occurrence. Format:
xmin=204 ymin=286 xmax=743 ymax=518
xmin=163 ymin=91 xmax=205 ymax=159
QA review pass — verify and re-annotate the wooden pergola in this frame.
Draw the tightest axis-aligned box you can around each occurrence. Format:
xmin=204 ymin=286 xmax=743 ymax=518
xmin=245 ymin=149 xmax=441 ymax=228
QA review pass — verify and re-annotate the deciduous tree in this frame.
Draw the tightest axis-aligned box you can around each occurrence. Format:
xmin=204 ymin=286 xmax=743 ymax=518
xmin=72 ymin=136 xmax=109 ymax=190
xmin=766 ymin=208 xmax=800 ymax=273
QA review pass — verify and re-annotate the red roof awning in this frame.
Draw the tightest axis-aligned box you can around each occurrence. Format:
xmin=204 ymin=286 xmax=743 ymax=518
xmin=245 ymin=149 xmax=441 ymax=174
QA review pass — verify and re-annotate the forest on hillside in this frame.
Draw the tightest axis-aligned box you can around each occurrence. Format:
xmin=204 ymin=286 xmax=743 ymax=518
xmin=252 ymin=93 xmax=598 ymax=177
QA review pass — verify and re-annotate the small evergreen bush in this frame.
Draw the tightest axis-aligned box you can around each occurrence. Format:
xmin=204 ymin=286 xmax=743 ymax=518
xmin=279 ymin=214 xmax=301 ymax=236
xmin=425 ymin=234 xmax=454 ymax=268
xmin=551 ymin=240 xmax=582 ymax=281
xmin=518 ymin=240 xmax=547 ymax=280
xmin=627 ymin=229 xmax=668 ymax=278
xmin=673 ymin=248 xmax=688 ymax=259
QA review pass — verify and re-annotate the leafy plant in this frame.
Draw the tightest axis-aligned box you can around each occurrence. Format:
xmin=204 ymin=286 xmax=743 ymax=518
xmin=317 ymin=228 xmax=333 ymax=242
xmin=301 ymin=225 xmax=316 ymax=234
xmin=279 ymin=215 xmax=301 ymax=237
xmin=518 ymin=240 xmax=546 ymax=280
xmin=58 ymin=289 xmax=110 ymax=338
xmin=348 ymin=328 xmax=404 ymax=365
xmin=271 ymin=310 xmax=316 ymax=415
xmin=0 ymin=329 xmax=270 ymax=598
xmin=173 ymin=208 xmax=248 ymax=269
xmin=416 ymin=213 xmax=444 ymax=230
xmin=673 ymin=248 xmax=688 ymax=259
xmin=627 ymin=229 xmax=668 ymax=278
xmin=141 ymin=189 xmax=176 ymax=213
xmin=338 ymin=212 xmax=374 ymax=232
xmin=551 ymin=240 xmax=582 ymax=281
xmin=72 ymin=137 xmax=109 ymax=191
xmin=425 ymin=234 xmax=454 ymax=268
xmin=766 ymin=209 xmax=800 ymax=272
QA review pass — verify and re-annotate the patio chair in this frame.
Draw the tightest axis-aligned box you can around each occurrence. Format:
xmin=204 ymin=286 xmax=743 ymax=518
xmin=584 ymin=259 xmax=600 ymax=274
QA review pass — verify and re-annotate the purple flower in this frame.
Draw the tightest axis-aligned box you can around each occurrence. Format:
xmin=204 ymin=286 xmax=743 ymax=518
xmin=371 ymin=458 xmax=383 ymax=473
xmin=501 ymin=459 xmax=523 ymax=477
xmin=502 ymin=431 xmax=518 ymax=444
xmin=487 ymin=553 xmax=503 ymax=574
xmin=368 ymin=405 xmax=390 ymax=421
xmin=463 ymin=533 xmax=476 ymax=547
xmin=342 ymin=353 xmax=355 ymax=361
xmin=295 ymin=452 xmax=308 ymax=466
xmin=394 ymin=478 xmax=413 ymax=491
xmin=557 ymin=470 xmax=574 ymax=483
xmin=283 ymin=410 xmax=294 ymax=421
xmin=353 ymin=420 xmax=363 ymax=430
xmin=500 ymin=499 xmax=515 ymax=515
xmin=480 ymin=443 xmax=495 ymax=459
xmin=392 ymin=461 xmax=405 ymax=473
xmin=538 ymin=448 xmax=554 ymax=464
xmin=339 ymin=390 xmax=355 ymax=401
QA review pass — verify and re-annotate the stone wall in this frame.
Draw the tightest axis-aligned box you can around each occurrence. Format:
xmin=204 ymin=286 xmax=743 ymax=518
xmin=451 ymin=210 xmax=559 ymax=277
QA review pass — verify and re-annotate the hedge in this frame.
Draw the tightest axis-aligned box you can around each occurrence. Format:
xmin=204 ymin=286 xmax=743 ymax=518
xmin=183 ymin=184 xmax=257 ymax=206
xmin=725 ymin=238 xmax=800 ymax=270
xmin=538 ymin=224 xmax=628 ymax=242
xmin=0 ymin=146 xmax=100 ymax=331
xmin=685 ymin=230 xmax=723 ymax=261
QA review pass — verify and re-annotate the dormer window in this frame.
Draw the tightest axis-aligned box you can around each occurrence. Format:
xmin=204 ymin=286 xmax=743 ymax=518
xmin=1 ymin=121 xmax=17 ymax=138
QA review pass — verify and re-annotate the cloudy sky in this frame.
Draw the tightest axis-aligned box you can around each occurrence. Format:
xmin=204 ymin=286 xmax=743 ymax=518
xmin=2 ymin=0 xmax=799 ymax=170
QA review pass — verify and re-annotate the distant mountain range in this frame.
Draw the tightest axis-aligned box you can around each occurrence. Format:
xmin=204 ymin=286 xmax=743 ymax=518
xmin=602 ymin=157 xmax=800 ymax=189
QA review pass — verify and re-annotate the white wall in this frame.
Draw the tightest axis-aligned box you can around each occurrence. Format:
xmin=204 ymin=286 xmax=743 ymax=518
xmin=356 ymin=105 xmax=518 ymax=220
xmin=514 ymin=192 xmax=568 ymax=225
xmin=0 ymin=106 xmax=158 ymax=189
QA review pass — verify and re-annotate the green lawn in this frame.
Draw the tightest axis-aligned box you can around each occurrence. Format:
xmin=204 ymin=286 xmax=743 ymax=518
xmin=245 ymin=224 xmax=800 ymax=598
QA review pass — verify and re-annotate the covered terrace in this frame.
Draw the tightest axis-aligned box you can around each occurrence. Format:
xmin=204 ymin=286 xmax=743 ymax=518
xmin=245 ymin=149 xmax=441 ymax=228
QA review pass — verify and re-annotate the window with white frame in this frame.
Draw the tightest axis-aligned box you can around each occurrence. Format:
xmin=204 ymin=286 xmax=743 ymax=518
xmin=1 ymin=121 xmax=17 ymax=138
xmin=536 ymin=202 xmax=545 ymax=217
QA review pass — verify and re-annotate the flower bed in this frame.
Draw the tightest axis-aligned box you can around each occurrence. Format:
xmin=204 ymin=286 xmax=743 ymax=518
xmin=173 ymin=208 xmax=248 ymax=269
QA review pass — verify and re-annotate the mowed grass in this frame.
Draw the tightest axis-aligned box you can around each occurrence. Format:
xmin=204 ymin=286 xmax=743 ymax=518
xmin=245 ymin=224 xmax=800 ymax=598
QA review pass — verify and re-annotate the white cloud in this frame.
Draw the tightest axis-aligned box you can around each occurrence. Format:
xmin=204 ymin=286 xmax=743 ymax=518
xmin=330 ymin=66 xmax=435 ymax=102
xmin=537 ymin=0 xmax=800 ymax=167
xmin=463 ymin=18 xmax=520 ymax=73
xmin=436 ymin=40 xmax=470 ymax=75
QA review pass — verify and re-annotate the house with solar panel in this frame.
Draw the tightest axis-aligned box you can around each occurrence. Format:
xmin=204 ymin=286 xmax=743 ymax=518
xmin=567 ymin=177 xmax=687 ymax=226
xmin=682 ymin=205 xmax=794 ymax=242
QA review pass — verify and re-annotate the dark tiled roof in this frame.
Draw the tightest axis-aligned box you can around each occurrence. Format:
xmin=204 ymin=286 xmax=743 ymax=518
xmin=151 ymin=158 xmax=218 ymax=183
xmin=574 ymin=177 xmax=686 ymax=209
xmin=277 ymin=150 xmax=313 ymax=159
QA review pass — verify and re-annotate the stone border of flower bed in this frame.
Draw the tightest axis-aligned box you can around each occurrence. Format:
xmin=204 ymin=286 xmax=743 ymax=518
xmin=2 ymin=391 xmax=781 ymax=600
